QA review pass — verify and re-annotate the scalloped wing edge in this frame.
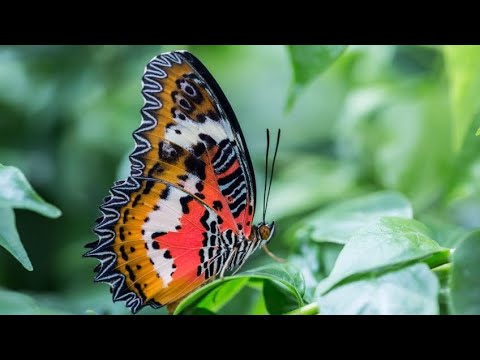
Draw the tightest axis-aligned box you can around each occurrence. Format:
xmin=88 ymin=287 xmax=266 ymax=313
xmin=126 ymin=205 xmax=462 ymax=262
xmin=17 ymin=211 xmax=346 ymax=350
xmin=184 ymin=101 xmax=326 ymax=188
xmin=84 ymin=52 xmax=184 ymax=314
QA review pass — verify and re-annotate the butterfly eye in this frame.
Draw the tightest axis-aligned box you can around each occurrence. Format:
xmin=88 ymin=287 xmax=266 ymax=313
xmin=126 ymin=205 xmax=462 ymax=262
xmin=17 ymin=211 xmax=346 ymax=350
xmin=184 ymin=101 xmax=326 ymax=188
xmin=258 ymin=224 xmax=271 ymax=241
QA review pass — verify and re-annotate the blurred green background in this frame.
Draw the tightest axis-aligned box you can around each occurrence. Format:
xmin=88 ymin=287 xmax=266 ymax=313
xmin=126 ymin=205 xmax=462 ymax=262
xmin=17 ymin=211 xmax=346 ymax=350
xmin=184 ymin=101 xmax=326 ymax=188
xmin=1 ymin=45 xmax=480 ymax=314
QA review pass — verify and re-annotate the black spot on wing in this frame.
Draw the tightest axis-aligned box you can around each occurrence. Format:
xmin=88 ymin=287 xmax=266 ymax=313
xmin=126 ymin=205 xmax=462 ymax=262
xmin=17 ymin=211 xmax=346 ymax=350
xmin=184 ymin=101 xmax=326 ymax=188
xmin=200 ymin=210 xmax=210 ymax=230
xmin=143 ymin=181 xmax=154 ymax=195
xmin=152 ymin=232 xmax=167 ymax=239
xmin=160 ymin=186 xmax=171 ymax=199
xmin=171 ymin=107 xmax=187 ymax=121
xmin=132 ymin=194 xmax=141 ymax=207
xmin=180 ymin=196 xmax=194 ymax=214
xmin=192 ymin=142 xmax=206 ymax=157
xmin=120 ymin=246 xmax=128 ymax=261
xmin=147 ymin=163 xmax=164 ymax=178
xmin=199 ymin=133 xmax=217 ymax=148
xmin=213 ymin=201 xmax=223 ymax=211
xmin=184 ymin=155 xmax=206 ymax=180
xmin=125 ymin=265 xmax=136 ymax=281
xmin=134 ymin=283 xmax=146 ymax=302
xmin=158 ymin=141 xmax=183 ymax=164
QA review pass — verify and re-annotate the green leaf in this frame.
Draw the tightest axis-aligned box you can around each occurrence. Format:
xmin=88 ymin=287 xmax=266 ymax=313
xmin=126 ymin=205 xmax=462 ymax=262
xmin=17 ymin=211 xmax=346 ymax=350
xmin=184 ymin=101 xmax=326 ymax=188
xmin=0 ymin=207 xmax=33 ymax=270
xmin=286 ymin=45 xmax=347 ymax=110
xmin=318 ymin=263 xmax=439 ymax=315
xmin=289 ymin=242 xmax=343 ymax=302
xmin=0 ymin=164 xmax=61 ymax=218
xmin=191 ymin=278 xmax=249 ymax=314
xmin=316 ymin=217 xmax=449 ymax=295
xmin=296 ymin=191 xmax=412 ymax=245
xmin=263 ymin=280 xmax=301 ymax=315
xmin=174 ymin=264 xmax=305 ymax=314
xmin=0 ymin=288 xmax=39 ymax=314
xmin=0 ymin=288 xmax=73 ymax=314
xmin=451 ymin=231 xmax=480 ymax=314
xmin=444 ymin=45 xmax=480 ymax=151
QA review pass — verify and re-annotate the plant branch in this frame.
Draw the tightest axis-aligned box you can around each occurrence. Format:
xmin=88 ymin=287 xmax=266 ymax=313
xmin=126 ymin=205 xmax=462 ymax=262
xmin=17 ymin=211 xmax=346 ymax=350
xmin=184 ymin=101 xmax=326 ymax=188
xmin=285 ymin=302 xmax=319 ymax=315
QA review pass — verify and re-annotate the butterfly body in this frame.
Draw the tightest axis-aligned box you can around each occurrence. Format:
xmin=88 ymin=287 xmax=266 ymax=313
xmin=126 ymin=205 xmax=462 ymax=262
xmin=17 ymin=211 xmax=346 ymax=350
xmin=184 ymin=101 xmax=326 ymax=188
xmin=85 ymin=51 xmax=275 ymax=313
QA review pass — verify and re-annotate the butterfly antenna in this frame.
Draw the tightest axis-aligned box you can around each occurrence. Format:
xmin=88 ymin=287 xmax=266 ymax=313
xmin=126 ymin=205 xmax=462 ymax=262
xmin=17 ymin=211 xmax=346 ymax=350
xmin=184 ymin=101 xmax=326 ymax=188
xmin=263 ymin=129 xmax=270 ymax=223
xmin=264 ymin=129 xmax=281 ymax=220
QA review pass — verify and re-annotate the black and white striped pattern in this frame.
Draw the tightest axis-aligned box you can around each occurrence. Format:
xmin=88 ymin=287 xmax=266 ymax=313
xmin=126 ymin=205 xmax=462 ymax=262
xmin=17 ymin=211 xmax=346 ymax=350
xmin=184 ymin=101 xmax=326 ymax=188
xmin=210 ymin=139 xmax=250 ymax=220
xmin=197 ymin=212 xmax=267 ymax=280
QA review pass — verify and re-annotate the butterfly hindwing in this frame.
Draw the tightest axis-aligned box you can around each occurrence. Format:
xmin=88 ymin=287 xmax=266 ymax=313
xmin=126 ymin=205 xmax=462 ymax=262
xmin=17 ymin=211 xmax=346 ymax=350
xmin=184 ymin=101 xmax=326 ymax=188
xmin=86 ymin=51 xmax=257 ymax=313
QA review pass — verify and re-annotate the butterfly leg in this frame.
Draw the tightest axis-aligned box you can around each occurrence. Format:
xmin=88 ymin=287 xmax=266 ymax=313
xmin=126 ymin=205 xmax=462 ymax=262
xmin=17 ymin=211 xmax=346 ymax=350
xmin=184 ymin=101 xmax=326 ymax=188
xmin=261 ymin=244 xmax=286 ymax=263
xmin=219 ymin=247 xmax=237 ymax=280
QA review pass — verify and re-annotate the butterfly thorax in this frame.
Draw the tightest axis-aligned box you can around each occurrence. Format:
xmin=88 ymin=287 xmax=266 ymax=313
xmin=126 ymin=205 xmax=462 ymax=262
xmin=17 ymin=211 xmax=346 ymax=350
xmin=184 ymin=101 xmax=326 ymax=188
xmin=201 ymin=221 xmax=275 ymax=279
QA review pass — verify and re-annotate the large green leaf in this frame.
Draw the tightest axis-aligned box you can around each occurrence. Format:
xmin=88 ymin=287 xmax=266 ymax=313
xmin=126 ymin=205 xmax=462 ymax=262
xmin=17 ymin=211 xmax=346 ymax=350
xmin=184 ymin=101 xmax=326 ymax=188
xmin=187 ymin=278 xmax=249 ymax=315
xmin=296 ymin=191 xmax=412 ymax=245
xmin=316 ymin=217 xmax=449 ymax=295
xmin=450 ymin=231 xmax=480 ymax=314
xmin=289 ymin=242 xmax=343 ymax=302
xmin=0 ymin=288 xmax=72 ymax=315
xmin=0 ymin=207 xmax=32 ymax=271
xmin=318 ymin=263 xmax=439 ymax=315
xmin=0 ymin=164 xmax=61 ymax=218
xmin=444 ymin=45 xmax=480 ymax=151
xmin=174 ymin=264 xmax=305 ymax=314
xmin=286 ymin=45 xmax=347 ymax=109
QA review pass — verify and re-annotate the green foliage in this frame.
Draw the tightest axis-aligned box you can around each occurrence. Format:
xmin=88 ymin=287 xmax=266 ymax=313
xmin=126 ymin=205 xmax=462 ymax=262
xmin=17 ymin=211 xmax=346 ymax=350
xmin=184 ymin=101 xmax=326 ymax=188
xmin=295 ymin=191 xmax=412 ymax=244
xmin=0 ymin=288 xmax=72 ymax=314
xmin=0 ymin=207 xmax=32 ymax=270
xmin=0 ymin=164 xmax=61 ymax=270
xmin=318 ymin=263 xmax=439 ymax=315
xmin=175 ymin=264 xmax=304 ymax=315
xmin=1 ymin=45 xmax=479 ymax=315
xmin=0 ymin=164 xmax=61 ymax=217
xmin=287 ymin=45 xmax=347 ymax=109
xmin=444 ymin=46 xmax=480 ymax=151
xmin=315 ymin=217 xmax=449 ymax=295
xmin=450 ymin=231 xmax=480 ymax=314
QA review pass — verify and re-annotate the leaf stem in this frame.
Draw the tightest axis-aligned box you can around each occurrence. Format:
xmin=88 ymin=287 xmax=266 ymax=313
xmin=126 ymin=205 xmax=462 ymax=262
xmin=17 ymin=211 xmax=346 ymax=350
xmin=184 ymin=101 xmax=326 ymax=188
xmin=285 ymin=302 xmax=319 ymax=315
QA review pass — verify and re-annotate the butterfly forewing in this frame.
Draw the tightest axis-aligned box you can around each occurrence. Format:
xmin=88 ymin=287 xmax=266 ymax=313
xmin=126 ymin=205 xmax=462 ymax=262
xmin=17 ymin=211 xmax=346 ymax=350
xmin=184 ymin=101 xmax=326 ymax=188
xmin=86 ymin=51 xmax=257 ymax=313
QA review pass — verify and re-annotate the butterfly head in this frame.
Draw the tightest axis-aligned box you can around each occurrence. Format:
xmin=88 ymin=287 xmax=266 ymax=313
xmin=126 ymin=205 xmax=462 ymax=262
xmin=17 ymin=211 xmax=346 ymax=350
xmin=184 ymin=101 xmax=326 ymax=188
xmin=255 ymin=221 xmax=275 ymax=243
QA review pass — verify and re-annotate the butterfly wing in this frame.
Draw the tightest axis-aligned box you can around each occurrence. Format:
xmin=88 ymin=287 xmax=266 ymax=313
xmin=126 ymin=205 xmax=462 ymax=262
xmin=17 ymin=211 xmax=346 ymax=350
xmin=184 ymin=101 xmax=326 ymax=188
xmin=85 ymin=51 xmax=256 ymax=313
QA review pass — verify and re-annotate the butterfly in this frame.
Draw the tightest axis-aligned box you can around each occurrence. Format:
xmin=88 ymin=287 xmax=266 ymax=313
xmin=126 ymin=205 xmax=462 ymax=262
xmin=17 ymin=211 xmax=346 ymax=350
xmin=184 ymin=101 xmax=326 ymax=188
xmin=84 ymin=50 xmax=281 ymax=314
